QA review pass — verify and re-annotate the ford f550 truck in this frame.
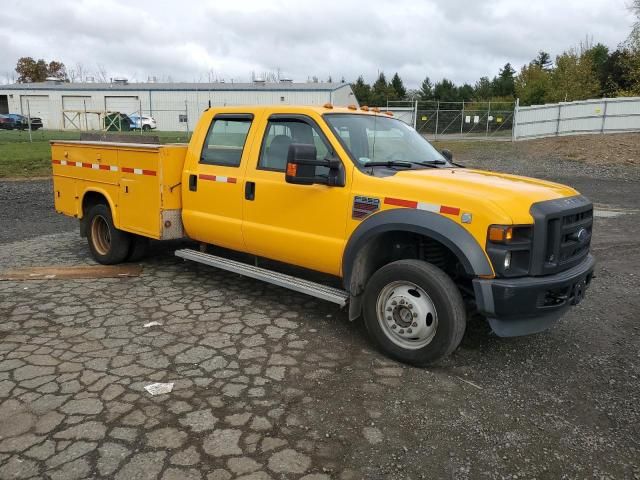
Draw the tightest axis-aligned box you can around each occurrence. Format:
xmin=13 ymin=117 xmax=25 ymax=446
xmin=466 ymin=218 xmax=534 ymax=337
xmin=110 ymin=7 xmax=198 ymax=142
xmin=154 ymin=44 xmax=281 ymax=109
xmin=51 ymin=105 xmax=595 ymax=365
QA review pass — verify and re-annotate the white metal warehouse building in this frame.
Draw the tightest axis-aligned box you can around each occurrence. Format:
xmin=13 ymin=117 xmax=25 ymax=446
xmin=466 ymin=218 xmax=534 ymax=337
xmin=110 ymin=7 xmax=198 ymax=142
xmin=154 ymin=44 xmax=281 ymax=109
xmin=0 ymin=80 xmax=357 ymax=131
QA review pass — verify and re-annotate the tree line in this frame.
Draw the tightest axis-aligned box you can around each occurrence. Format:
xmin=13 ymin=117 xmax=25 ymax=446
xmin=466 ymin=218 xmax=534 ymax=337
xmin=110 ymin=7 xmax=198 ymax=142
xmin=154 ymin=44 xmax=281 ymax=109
xmin=352 ymin=41 xmax=640 ymax=107
xmin=353 ymin=3 xmax=640 ymax=107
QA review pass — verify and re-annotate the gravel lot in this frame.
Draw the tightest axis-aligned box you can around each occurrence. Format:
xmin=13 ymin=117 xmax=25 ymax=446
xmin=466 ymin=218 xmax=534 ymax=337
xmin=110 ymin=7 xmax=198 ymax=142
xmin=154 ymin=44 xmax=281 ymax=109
xmin=0 ymin=136 xmax=638 ymax=479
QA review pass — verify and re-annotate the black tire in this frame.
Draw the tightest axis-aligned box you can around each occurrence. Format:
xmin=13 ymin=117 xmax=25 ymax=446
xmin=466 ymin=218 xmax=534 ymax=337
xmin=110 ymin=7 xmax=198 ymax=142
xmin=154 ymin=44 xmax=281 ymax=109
xmin=142 ymin=124 xmax=151 ymax=131
xmin=362 ymin=259 xmax=466 ymax=366
xmin=127 ymin=235 xmax=150 ymax=262
xmin=85 ymin=203 xmax=131 ymax=264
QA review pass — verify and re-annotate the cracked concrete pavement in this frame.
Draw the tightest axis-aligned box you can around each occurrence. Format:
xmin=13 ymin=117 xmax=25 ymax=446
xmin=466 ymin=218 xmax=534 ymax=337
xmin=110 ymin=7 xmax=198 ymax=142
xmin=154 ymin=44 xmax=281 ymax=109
xmin=0 ymin=151 xmax=639 ymax=479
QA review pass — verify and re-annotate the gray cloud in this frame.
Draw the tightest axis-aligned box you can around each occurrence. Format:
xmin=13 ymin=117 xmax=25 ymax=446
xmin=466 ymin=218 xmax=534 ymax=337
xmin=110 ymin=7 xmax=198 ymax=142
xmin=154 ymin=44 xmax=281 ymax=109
xmin=0 ymin=0 xmax=634 ymax=87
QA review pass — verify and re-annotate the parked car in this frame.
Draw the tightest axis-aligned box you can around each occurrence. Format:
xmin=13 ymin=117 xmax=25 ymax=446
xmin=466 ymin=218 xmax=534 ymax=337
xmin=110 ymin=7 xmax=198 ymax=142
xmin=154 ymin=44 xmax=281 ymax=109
xmin=2 ymin=114 xmax=44 ymax=130
xmin=129 ymin=114 xmax=157 ymax=131
xmin=104 ymin=113 xmax=135 ymax=131
xmin=0 ymin=115 xmax=16 ymax=130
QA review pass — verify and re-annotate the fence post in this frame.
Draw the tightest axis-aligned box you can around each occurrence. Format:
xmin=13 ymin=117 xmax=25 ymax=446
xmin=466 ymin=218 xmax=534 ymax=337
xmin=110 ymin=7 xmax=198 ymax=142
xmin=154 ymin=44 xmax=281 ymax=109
xmin=185 ymin=100 xmax=189 ymax=136
xmin=600 ymin=99 xmax=608 ymax=134
xmin=83 ymin=100 xmax=88 ymax=131
xmin=26 ymin=99 xmax=33 ymax=143
xmin=485 ymin=101 xmax=491 ymax=137
xmin=555 ymin=103 xmax=562 ymax=136
xmin=139 ymin=99 xmax=143 ymax=136
xmin=413 ymin=100 xmax=418 ymax=130
xmin=435 ymin=101 xmax=440 ymax=139
xmin=512 ymin=98 xmax=519 ymax=141
xmin=460 ymin=101 xmax=464 ymax=134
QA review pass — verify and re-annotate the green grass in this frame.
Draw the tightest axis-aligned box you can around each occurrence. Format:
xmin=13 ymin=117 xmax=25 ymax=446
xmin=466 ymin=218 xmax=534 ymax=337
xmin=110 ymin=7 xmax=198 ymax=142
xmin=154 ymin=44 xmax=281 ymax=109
xmin=0 ymin=129 xmax=192 ymax=178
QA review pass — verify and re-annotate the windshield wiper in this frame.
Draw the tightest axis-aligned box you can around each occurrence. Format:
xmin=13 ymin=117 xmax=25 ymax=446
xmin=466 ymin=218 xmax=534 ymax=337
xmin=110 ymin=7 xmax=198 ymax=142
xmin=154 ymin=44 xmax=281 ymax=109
xmin=362 ymin=161 xmax=414 ymax=169
xmin=418 ymin=160 xmax=448 ymax=166
xmin=363 ymin=160 xmax=451 ymax=170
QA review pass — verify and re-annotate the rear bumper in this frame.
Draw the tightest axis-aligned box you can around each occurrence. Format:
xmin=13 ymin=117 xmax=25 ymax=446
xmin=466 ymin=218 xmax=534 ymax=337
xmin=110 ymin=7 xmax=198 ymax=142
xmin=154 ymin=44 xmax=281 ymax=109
xmin=472 ymin=254 xmax=595 ymax=337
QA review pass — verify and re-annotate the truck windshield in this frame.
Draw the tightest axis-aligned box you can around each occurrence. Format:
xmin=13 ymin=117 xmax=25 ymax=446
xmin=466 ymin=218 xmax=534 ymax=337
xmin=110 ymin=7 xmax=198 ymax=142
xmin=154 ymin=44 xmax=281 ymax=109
xmin=324 ymin=113 xmax=449 ymax=169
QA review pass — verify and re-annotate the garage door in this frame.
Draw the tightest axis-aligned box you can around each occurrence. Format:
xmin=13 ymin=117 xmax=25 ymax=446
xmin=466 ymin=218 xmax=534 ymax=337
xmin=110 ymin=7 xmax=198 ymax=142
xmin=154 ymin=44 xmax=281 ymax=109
xmin=20 ymin=95 xmax=51 ymax=128
xmin=105 ymin=96 xmax=140 ymax=116
xmin=62 ymin=96 xmax=96 ymax=129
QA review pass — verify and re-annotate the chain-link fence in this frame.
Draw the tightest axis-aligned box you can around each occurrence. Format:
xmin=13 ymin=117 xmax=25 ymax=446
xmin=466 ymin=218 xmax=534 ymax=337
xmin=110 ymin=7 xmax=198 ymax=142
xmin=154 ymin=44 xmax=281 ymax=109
xmin=5 ymin=98 xmax=193 ymax=144
xmin=386 ymin=100 xmax=515 ymax=140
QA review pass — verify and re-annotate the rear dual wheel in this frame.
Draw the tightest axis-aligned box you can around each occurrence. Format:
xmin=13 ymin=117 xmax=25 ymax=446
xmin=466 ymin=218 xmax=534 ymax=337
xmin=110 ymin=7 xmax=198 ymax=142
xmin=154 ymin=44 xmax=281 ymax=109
xmin=86 ymin=204 xmax=131 ymax=264
xmin=363 ymin=260 xmax=466 ymax=366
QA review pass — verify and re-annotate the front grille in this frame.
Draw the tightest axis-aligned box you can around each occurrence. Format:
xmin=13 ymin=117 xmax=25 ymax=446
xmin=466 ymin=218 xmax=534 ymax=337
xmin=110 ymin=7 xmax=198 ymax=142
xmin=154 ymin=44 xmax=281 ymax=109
xmin=530 ymin=195 xmax=593 ymax=276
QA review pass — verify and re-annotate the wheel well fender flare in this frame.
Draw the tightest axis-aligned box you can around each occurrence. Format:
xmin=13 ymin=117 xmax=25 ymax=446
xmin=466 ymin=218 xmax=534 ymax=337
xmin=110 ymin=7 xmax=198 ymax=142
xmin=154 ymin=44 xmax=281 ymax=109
xmin=342 ymin=208 xmax=493 ymax=292
xmin=80 ymin=188 xmax=119 ymax=229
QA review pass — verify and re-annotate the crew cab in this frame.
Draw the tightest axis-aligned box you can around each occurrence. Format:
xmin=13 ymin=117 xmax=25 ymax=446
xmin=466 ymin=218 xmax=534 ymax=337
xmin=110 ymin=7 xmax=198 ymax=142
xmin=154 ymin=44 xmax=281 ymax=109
xmin=51 ymin=105 xmax=595 ymax=365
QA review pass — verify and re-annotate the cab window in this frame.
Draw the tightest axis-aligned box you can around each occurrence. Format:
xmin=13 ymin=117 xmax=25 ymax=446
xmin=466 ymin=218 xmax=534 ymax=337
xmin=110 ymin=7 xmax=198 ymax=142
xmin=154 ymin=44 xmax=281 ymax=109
xmin=258 ymin=118 xmax=330 ymax=173
xmin=201 ymin=116 xmax=252 ymax=166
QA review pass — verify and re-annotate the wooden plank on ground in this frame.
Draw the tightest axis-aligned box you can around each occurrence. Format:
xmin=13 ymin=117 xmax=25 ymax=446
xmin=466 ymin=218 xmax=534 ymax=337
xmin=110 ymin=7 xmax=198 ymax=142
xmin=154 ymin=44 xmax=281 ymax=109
xmin=0 ymin=265 xmax=142 ymax=281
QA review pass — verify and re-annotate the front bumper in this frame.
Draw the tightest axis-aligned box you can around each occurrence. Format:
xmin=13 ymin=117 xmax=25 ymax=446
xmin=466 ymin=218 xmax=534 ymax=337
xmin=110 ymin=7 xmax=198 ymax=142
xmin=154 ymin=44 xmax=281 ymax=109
xmin=472 ymin=254 xmax=595 ymax=337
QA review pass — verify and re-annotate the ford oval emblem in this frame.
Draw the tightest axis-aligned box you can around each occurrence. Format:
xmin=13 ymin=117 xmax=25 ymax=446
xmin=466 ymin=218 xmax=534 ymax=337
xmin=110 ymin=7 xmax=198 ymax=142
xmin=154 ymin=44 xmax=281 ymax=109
xmin=576 ymin=228 xmax=589 ymax=243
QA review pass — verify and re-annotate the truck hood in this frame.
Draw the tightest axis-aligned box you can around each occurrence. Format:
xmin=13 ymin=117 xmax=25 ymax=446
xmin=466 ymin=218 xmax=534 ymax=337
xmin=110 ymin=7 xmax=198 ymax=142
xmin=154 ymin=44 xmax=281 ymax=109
xmin=389 ymin=168 xmax=578 ymax=224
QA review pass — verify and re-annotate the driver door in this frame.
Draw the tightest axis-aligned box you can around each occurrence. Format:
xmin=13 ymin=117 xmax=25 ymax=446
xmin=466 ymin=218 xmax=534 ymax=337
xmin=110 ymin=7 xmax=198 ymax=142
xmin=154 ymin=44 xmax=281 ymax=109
xmin=242 ymin=115 xmax=352 ymax=276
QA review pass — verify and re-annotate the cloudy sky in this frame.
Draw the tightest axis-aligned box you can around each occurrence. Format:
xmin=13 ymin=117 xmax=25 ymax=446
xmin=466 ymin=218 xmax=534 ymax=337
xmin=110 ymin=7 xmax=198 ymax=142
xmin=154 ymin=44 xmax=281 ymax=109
xmin=0 ymin=0 xmax=635 ymax=88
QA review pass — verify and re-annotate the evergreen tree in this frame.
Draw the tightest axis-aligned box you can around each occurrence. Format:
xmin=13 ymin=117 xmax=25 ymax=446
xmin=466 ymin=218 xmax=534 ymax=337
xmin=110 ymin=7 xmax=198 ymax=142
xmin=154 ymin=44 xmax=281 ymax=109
xmin=419 ymin=76 xmax=434 ymax=100
xmin=433 ymin=79 xmax=458 ymax=102
xmin=474 ymin=76 xmax=493 ymax=99
xmin=390 ymin=72 xmax=407 ymax=99
xmin=584 ymin=43 xmax=610 ymax=94
xmin=492 ymin=63 xmax=516 ymax=97
xmin=352 ymin=75 xmax=371 ymax=105
xmin=370 ymin=72 xmax=396 ymax=106
xmin=458 ymin=83 xmax=474 ymax=101
xmin=532 ymin=51 xmax=553 ymax=71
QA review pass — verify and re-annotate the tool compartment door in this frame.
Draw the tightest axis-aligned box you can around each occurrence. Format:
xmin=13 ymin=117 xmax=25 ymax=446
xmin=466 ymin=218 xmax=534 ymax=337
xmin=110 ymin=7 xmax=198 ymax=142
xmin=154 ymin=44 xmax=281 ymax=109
xmin=117 ymin=147 xmax=162 ymax=238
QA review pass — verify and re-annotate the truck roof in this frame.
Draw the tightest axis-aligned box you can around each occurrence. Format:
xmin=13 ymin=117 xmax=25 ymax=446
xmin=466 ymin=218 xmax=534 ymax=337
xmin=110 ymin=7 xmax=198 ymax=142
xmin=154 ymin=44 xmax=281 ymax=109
xmin=206 ymin=105 xmax=393 ymax=117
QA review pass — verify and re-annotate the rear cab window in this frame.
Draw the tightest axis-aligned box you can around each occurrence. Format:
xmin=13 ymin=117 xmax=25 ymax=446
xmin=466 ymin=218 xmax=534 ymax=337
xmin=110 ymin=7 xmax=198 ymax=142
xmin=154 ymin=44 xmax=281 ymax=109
xmin=201 ymin=115 xmax=253 ymax=167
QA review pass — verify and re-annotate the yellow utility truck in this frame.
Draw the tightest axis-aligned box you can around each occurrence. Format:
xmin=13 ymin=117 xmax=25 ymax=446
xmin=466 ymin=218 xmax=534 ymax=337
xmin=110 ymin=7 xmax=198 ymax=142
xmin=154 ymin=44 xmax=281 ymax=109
xmin=51 ymin=105 xmax=595 ymax=365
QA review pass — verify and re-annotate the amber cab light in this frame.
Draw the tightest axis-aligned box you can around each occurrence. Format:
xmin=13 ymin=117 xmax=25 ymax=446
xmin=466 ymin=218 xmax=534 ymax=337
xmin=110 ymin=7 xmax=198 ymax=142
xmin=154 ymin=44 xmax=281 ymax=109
xmin=488 ymin=225 xmax=514 ymax=243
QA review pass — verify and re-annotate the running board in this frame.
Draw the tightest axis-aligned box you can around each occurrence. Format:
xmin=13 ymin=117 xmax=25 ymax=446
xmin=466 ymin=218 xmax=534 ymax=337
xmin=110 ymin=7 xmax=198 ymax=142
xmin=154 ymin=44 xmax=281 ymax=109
xmin=175 ymin=249 xmax=349 ymax=307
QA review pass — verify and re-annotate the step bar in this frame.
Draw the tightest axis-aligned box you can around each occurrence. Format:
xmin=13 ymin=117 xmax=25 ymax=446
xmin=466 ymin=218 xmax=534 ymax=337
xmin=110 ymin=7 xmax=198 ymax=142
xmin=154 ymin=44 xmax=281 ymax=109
xmin=175 ymin=249 xmax=349 ymax=307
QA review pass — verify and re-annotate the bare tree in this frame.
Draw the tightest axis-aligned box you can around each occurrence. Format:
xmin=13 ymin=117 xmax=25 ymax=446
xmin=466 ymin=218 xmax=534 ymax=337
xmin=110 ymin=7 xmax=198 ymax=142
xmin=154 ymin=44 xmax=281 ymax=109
xmin=627 ymin=0 xmax=640 ymax=49
xmin=95 ymin=64 xmax=109 ymax=83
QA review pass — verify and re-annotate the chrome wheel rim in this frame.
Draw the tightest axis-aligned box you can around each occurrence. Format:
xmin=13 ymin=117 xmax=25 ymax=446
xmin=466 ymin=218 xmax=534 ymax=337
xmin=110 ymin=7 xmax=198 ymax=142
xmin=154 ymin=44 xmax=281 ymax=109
xmin=91 ymin=215 xmax=111 ymax=255
xmin=376 ymin=281 xmax=438 ymax=349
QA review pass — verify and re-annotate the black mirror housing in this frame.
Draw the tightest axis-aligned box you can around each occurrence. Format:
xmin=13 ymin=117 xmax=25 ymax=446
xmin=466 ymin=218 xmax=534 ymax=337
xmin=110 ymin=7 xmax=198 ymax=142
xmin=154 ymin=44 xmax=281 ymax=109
xmin=285 ymin=143 xmax=342 ymax=186
xmin=441 ymin=149 xmax=453 ymax=162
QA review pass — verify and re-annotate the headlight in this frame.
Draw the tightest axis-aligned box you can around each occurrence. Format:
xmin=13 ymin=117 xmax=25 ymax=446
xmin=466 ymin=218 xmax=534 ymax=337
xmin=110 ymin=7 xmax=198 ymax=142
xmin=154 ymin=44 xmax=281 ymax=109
xmin=486 ymin=225 xmax=533 ymax=277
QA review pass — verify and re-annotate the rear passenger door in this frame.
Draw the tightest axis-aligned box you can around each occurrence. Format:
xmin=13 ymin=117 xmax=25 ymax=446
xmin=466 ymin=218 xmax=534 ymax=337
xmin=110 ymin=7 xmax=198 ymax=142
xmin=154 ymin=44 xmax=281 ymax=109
xmin=181 ymin=114 xmax=257 ymax=251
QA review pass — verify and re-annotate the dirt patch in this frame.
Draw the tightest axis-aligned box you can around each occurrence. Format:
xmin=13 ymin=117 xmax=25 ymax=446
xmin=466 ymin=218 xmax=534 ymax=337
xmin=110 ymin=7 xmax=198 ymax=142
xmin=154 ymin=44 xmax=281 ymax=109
xmin=522 ymin=132 xmax=640 ymax=166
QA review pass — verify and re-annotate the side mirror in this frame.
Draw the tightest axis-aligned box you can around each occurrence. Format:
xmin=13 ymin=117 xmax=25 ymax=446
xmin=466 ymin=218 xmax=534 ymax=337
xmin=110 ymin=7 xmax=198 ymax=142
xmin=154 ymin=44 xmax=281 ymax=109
xmin=285 ymin=143 xmax=343 ymax=186
xmin=441 ymin=149 xmax=453 ymax=162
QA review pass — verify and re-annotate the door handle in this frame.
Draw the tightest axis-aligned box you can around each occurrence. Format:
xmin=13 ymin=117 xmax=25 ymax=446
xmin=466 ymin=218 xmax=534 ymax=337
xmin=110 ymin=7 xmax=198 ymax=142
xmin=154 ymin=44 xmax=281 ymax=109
xmin=189 ymin=174 xmax=197 ymax=192
xmin=245 ymin=181 xmax=255 ymax=201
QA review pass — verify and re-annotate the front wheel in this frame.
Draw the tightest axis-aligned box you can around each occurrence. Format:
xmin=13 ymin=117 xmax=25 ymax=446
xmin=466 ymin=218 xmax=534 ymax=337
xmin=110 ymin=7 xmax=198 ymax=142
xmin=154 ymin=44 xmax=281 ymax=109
xmin=86 ymin=203 xmax=131 ymax=264
xmin=362 ymin=260 xmax=466 ymax=366
xmin=142 ymin=124 xmax=151 ymax=131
